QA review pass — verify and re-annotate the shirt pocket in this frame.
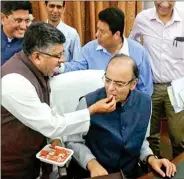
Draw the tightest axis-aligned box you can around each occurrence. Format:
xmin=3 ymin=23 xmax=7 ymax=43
xmin=165 ymin=38 xmax=184 ymax=59
xmin=172 ymin=40 xmax=184 ymax=59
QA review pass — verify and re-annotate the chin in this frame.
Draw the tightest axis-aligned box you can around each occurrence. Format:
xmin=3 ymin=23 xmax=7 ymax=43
xmin=14 ymin=33 xmax=25 ymax=39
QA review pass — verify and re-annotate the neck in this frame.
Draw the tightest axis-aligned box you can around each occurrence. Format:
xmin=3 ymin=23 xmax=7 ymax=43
xmin=48 ymin=20 xmax=60 ymax=27
xmin=158 ymin=10 xmax=173 ymax=24
xmin=3 ymin=26 xmax=14 ymax=39
xmin=107 ymin=40 xmax=123 ymax=55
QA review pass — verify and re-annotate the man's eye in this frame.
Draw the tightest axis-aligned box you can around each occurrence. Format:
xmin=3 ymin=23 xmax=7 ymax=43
xmin=25 ymin=19 xmax=31 ymax=23
xmin=49 ymin=4 xmax=55 ymax=8
xmin=105 ymin=79 xmax=111 ymax=83
xmin=116 ymin=83 xmax=124 ymax=87
xmin=15 ymin=18 xmax=22 ymax=23
xmin=56 ymin=5 xmax=63 ymax=9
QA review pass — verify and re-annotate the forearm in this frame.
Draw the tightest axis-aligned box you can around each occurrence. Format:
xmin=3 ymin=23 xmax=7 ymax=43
xmin=67 ymin=142 xmax=96 ymax=169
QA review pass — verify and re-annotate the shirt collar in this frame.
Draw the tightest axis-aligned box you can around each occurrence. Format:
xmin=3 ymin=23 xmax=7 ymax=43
xmin=149 ymin=7 xmax=181 ymax=22
xmin=1 ymin=25 xmax=14 ymax=42
xmin=46 ymin=19 xmax=63 ymax=27
xmin=96 ymin=37 xmax=129 ymax=56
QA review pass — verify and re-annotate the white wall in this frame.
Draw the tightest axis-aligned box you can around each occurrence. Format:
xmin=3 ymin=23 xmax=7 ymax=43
xmin=144 ymin=1 xmax=184 ymax=11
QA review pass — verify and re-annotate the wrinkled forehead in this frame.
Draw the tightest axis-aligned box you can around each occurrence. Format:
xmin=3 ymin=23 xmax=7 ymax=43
xmin=106 ymin=66 xmax=133 ymax=82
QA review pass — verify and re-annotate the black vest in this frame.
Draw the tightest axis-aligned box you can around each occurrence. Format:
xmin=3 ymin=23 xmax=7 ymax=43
xmin=1 ymin=50 xmax=50 ymax=179
xmin=85 ymin=88 xmax=151 ymax=176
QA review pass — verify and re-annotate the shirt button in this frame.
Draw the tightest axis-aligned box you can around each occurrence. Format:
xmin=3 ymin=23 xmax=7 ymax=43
xmin=7 ymin=44 xmax=10 ymax=48
xmin=122 ymin=126 xmax=125 ymax=130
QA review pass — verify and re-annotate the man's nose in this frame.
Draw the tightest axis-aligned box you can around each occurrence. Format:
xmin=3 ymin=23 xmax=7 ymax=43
xmin=59 ymin=56 xmax=65 ymax=64
xmin=53 ymin=6 xmax=58 ymax=12
xmin=108 ymin=81 xmax=116 ymax=91
xmin=160 ymin=2 xmax=170 ymax=7
xmin=19 ymin=21 xmax=27 ymax=30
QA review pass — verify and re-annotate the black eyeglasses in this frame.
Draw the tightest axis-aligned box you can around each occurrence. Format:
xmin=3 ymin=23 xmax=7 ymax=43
xmin=38 ymin=51 xmax=64 ymax=59
xmin=5 ymin=15 xmax=32 ymax=25
xmin=102 ymin=74 xmax=136 ymax=89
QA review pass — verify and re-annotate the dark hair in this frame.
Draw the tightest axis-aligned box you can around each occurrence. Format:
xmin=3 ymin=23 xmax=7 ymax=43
xmin=45 ymin=1 xmax=65 ymax=7
xmin=1 ymin=1 xmax=32 ymax=15
xmin=23 ymin=22 xmax=66 ymax=56
xmin=98 ymin=8 xmax=125 ymax=40
xmin=107 ymin=54 xmax=139 ymax=79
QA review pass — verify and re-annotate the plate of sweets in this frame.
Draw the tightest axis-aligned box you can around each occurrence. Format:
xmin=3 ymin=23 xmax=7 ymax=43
xmin=36 ymin=144 xmax=74 ymax=167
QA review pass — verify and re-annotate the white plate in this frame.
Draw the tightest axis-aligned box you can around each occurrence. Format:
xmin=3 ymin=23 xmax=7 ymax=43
xmin=36 ymin=144 xmax=74 ymax=167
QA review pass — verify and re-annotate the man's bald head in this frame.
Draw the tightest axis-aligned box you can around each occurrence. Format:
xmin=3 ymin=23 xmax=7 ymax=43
xmin=106 ymin=54 xmax=139 ymax=79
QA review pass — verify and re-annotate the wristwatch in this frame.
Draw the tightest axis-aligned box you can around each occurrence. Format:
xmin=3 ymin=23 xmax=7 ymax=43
xmin=146 ymin=154 xmax=158 ymax=164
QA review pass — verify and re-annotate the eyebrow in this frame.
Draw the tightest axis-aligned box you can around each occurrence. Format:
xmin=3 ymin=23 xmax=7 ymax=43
xmin=105 ymin=76 xmax=127 ymax=84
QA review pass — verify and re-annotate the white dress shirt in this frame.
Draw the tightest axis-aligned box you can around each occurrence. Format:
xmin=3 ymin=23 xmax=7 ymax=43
xmin=130 ymin=7 xmax=184 ymax=83
xmin=66 ymin=97 xmax=153 ymax=169
xmin=1 ymin=73 xmax=91 ymax=139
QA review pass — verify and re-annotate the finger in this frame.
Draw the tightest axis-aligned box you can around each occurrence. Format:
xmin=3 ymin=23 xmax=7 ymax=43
xmin=172 ymin=163 xmax=177 ymax=176
xmin=104 ymin=95 xmax=113 ymax=103
xmin=155 ymin=166 xmax=166 ymax=177
xmin=106 ymin=97 xmax=116 ymax=108
xmin=162 ymin=160 xmax=171 ymax=177
xmin=108 ymin=101 xmax=116 ymax=111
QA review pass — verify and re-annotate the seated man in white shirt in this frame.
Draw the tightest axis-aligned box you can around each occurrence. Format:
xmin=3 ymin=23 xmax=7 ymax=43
xmin=66 ymin=54 xmax=176 ymax=179
xmin=45 ymin=1 xmax=81 ymax=62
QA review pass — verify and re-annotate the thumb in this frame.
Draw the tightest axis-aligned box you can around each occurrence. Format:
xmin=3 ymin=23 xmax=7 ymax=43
xmin=104 ymin=95 xmax=113 ymax=103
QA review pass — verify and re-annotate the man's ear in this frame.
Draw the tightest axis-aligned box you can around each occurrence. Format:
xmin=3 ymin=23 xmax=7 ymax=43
xmin=31 ymin=52 xmax=41 ymax=65
xmin=114 ymin=31 xmax=121 ymax=40
xmin=130 ymin=78 xmax=138 ymax=91
xmin=1 ymin=13 xmax=6 ymax=25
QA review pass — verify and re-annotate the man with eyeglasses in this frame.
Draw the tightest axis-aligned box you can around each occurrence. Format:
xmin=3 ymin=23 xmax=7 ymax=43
xmin=65 ymin=54 xmax=176 ymax=179
xmin=59 ymin=8 xmax=153 ymax=96
xmin=45 ymin=1 xmax=81 ymax=62
xmin=1 ymin=1 xmax=33 ymax=65
xmin=1 ymin=22 xmax=116 ymax=179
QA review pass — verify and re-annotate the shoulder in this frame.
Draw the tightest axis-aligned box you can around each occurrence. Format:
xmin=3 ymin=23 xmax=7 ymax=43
xmin=127 ymin=38 xmax=143 ymax=49
xmin=2 ymin=73 xmax=34 ymax=96
xmin=133 ymin=90 xmax=151 ymax=107
xmin=82 ymin=40 xmax=98 ymax=51
xmin=127 ymin=38 xmax=146 ymax=55
xmin=175 ymin=7 xmax=184 ymax=19
xmin=59 ymin=22 xmax=79 ymax=35
xmin=136 ymin=8 xmax=155 ymax=22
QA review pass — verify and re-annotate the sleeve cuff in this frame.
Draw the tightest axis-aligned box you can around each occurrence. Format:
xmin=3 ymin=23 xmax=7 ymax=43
xmin=58 ymin=64 xmax=65 ymax=73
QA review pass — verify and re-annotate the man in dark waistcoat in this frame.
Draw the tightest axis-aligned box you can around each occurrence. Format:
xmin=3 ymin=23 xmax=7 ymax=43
xmin=1 ymin=22 xmax=117 ymax=179
xmin=66 ymin=54 xmax=176 ymax=178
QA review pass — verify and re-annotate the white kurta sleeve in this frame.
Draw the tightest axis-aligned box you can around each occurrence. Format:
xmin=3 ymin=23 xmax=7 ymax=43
xmin=1 ymin=73 xmax=90 ymax=138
